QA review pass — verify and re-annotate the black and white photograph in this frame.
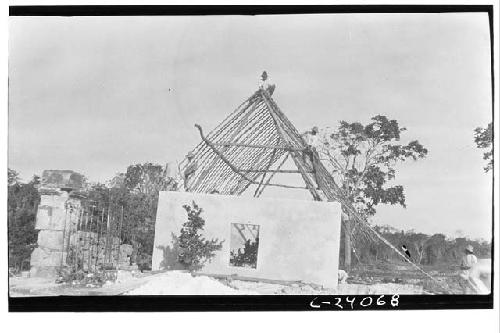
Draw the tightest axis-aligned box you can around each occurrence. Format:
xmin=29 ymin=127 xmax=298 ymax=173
xmin=5 ymin=4 xmax=497 ymax=313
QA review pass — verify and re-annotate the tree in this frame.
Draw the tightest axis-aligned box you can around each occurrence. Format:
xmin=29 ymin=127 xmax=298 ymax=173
xmin=405 ymin=231 xmax=430 ymax=264
xmin=82 ymin=163 xmax=178 ymax=269
xmin=317 ymin=115 xmax=428 ymax=216
xmin=84 ymin=181 xmax=158 ymax=269
xmin=173 ymin=201 xmax=224 ymax=271
xmin=230 ymin=237 xmax=260 ymax=268
xmin=315 ymin=115 xmax=428 ymax=268
xmin=354 ymin=225 xmax=491 ymax=266
xmin=124 ymin=163 xmax=177 ymax=195
xmin=123 ymin=163 xmax=177 ymax=267
xmin=8 ymin=168 xmax=19 ymax=186
xmin=8 ymin=173 xmax=40 ymax=272
xmin=474 ymin=122 xmax=493 ymax=172
xmin=108 ymin=173 xmax=125 ymax=189
xmin=423 ymin=233 xmax=447 ymax=265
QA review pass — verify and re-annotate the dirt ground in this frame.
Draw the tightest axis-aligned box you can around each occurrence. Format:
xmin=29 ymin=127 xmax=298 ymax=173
xmin=9 ymin=272 xmax=425 ymax=296
xmin=10 ymin=262 xmax=478 ymax=297
xmin=347 ymin=262 xmax=491 ymax=294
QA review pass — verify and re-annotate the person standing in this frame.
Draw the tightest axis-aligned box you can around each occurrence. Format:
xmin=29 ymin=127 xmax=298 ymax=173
xmin=183 ymin=152 xmax=198 ymax=191
xmin=259 ymin=71 xmax=276 ymax=96
xmin=302 ymin=126 xmax=321 ymax=188
xmin=459 ymin=245 xmax=488 ymax=294
xmin=303 ymin=126 xmax=320 ymax=147
xmin=173 ymin=152 xmax=198 ymax=192
xmin=460 ymin=245 xmax=477 ymax=271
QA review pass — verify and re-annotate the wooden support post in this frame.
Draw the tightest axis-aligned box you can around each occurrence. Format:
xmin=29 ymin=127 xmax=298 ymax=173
xmin=343 ymin=213 xmax=352 ymax=271
xmin=60 ymin=206 xmax=69 ymax=269
xmin=254 ymin=149 xmax=276 ymax=197
xmin=255 ymin=153 xmax=290 ymax=197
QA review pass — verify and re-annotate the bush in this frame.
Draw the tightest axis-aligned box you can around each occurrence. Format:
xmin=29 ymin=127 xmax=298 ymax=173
xmin=8 ymin=173 xmax=40 ymax=272
xmin=230 ymin=238 xmax=259 ymax=268
xmin=173 ymin=201 xmax=224 ymax=271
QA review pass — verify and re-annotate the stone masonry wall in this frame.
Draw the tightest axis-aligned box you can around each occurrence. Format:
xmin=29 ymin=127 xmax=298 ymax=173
xmin=30 ymin=190 xmax=82 ymax=277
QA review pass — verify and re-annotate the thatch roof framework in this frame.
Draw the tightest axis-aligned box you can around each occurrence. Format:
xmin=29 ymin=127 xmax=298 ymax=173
xmin=177 ymin=84 xmax=444 ymax=287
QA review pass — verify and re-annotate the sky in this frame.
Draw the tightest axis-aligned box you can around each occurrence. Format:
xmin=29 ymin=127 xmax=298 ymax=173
xmin=8 ymin=13 xmax=493 ymax=240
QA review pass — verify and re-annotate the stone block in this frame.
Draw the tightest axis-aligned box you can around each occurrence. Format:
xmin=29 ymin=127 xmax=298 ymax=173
xmin=120 ymin=244 xmax=133 ymax=256
xmin=35 ymin=193 xmax=75 ymax=230
xmin=39 ymin=192 xmax=69 ymax=208
xmin=35 ymin=206 xmax=52 ymax=230
xmin=39 ymin=195 xmax=54 ymax=207
xmin=37 ymin=230 xmax=65 ymax=251
xmin=35 ymin=206 xmax=69 ymax=230
xmin=119 ymin=264 xmax=138 ymax=271
xmin=116 ymin=270 xmax=134 ymax=283
xmin=30 ymin=247 xmax=66 ymax=267
xmin=30 ymin=266 xmax=59 ymax=278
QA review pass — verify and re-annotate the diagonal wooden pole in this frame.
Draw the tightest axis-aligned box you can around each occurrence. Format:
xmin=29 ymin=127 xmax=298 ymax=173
xmin=260 ymin=87 xmax=449 ymax=290
xmin=260 ymin=89 xmax=322 ymax=200
xmin=255 ymin=153 xmax=290 ymax=197
xmin=194 ymin=124 xmax=308 ymax=191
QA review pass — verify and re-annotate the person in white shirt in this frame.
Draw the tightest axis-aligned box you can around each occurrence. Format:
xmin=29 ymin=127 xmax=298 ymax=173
xmin=303 ymin=126 xmax=320 ymax=147
xmin=174 ymin=152 xmax=198 ymax=192
xmin=301 ymin=126 xmax=321 ymax=189
xmin=183 ymin=152 xmax=198 ymax=190
xmin=459 ymin=245 xmax=488 ymax=294
xmin=460 ymin=245 xmax=477 ymax=272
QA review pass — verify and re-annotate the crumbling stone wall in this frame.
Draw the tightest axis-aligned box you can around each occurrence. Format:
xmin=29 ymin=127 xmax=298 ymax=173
xmin=30 ymin=187 xmax=82 ymax=277
xmin=30 ymin=170 xmax=137 ymax=277
xmin=67 ymin=232 xmax=134 ymax=271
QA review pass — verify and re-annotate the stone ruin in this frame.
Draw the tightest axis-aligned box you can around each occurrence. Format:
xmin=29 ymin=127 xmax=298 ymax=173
xmin=30 ymin=170 xmax=136 ymax=278
xmin=67 ymin=233 xmax=134 ymax=272
xmin=29 ymin=170 xmax=83 ymax=277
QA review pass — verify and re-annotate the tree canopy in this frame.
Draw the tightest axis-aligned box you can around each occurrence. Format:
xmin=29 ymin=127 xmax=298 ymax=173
xmin=85 ymin=163 xmax=177 ymax=268
xmin=8 ymin=172 xmax=40 ymax=271
xmin=124 ymin=163 xmax=177 ymax=195
xmin=474 ymin=122 xmax=493 ymax=172
xmin=316 ymin=115 xmax=428 ymax=216
xmin=348 ymin=225 xmax=491 ymax=266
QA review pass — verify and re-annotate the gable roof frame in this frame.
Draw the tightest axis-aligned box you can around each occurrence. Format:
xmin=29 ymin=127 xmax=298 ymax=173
xmin=177 ymin=85 xmax=448 ymax=289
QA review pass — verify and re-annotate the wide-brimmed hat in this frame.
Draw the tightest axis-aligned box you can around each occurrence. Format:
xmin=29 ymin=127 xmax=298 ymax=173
xmin=466 ymin=245 xmax=474 ymax=253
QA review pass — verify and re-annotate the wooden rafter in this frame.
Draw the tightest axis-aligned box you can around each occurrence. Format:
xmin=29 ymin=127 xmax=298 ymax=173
xmin=212 ymin=141 xmax=305 ymax=152
xmin=177 ymin=84 xmax=450 ymax=290
xmin=194 ymin=124 xmax=308 ymax=191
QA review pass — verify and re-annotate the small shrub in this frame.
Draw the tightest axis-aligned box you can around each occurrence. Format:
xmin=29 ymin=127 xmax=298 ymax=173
xmin=173 ymin=201 xmax=224 ymax=271
xmin=230 ymin=237 xmax=259 ymax=268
